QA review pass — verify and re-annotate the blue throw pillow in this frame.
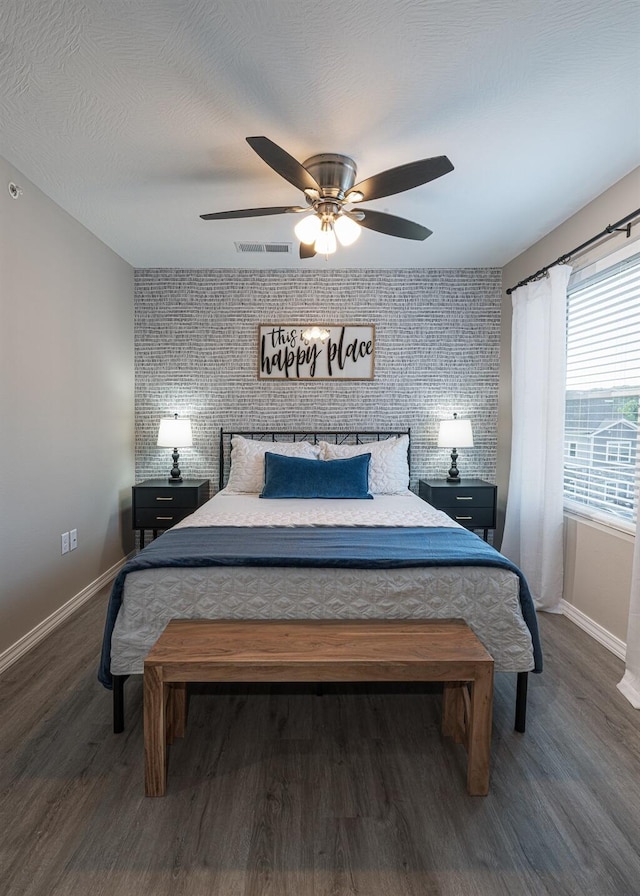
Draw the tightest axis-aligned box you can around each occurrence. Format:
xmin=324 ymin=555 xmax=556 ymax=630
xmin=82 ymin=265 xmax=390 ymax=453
xmin=260 ymin=452 xmax=373 ymax=499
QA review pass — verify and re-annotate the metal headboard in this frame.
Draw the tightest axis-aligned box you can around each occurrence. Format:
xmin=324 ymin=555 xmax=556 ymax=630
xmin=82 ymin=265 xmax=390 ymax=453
xmin=219 ymin=428 xmax=411 ymax=491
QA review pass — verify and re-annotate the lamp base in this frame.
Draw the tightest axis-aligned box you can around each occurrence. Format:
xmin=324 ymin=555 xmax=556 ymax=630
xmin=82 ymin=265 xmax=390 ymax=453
xmin=168 ymin=449 xmax=183 ymax=482
xmin=446 ymin=449 xmax=460 ymax=482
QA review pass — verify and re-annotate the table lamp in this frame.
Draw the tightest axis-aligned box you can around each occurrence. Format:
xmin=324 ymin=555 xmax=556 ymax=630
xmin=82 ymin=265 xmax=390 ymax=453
xmin=157 ymin=414 xmax=193 ymax=482
xmin=438 ymin=413 xmax=474 ymax=482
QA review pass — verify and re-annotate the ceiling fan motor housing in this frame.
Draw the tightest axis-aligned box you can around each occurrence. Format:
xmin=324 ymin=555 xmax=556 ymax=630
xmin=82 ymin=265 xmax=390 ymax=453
xmin=302 ymin=154 xmax=357 ymax=200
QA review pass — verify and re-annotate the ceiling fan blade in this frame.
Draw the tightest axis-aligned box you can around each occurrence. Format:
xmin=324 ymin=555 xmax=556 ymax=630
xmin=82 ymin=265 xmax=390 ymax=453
xmin=246 ymin=136 xmax=320 ymax=194
xmin=350 ymin=209 xmax=432 ymax=241
xmin=200 ymin=206 xmax=306 ymax=220
xmin=299 ymin=242 xmax=316 ymax=259
xmin=347 ymin=155 xmax=453 ymax=202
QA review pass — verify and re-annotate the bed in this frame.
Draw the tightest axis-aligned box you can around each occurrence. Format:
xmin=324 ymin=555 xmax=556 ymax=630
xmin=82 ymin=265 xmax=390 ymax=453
xmin=100 ymin=430 xmax=541 ymax=732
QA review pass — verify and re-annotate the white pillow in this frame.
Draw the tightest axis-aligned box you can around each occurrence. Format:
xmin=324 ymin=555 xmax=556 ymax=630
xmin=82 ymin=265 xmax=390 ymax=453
xmin=226 ymin=435 xmax=321 ymax=493
xmin=319 ymin=435 xmax=410 ymax=494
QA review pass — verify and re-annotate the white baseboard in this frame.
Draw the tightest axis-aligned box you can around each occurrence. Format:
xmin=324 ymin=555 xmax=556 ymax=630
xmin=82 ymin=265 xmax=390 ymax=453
xmin=617 ymin=671 xmax=640 ymax=708
xmin=560 ymin=599 xmax=627 ymax=661
xmin=0 ymin=554 xmax=132 ymax=676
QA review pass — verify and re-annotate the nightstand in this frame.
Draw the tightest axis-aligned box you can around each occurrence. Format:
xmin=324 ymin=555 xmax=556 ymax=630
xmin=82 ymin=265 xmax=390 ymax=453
xmin=133 ymin=478 xmax=210 ymax=548
xmin=418 ymin=478 xmax=497 ymax=541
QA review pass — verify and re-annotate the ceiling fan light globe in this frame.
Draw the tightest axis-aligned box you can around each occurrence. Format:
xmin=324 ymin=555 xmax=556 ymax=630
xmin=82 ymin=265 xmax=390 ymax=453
xmin=315 ymin=227 xmax=337 ymax=255
xmin=294 ymin=214 xmax=321 ymax=244
xmin=334 ymin=214 xmax=361 ymax=246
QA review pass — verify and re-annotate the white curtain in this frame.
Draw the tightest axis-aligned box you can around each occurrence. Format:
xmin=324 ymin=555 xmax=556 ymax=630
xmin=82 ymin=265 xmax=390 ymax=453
xmin=501 ymin=265 xmax=572 ymax=611
xmin=618 ymin=443 xmax=640 ymax=708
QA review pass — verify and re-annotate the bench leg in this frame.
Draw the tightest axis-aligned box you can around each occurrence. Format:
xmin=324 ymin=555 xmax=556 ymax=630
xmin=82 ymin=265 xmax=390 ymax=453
xmin=442 ymin=683 xmax=466 ymax=743
xmin=167 ymin=682 xmax=187 ymax=742
xmin=144 ymin=666 xmax=168 ymax=797
xmin=466 ymin=666 xmax=493 ymax=796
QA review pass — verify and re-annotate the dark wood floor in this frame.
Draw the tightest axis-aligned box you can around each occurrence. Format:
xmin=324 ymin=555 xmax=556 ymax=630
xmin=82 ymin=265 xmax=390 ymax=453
xmin=2 ymin=591 xmax=640 ymax=896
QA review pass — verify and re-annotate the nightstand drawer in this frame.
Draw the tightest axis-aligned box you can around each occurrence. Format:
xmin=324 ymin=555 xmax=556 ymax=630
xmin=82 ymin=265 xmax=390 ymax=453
xmin=428 ymin=486 xmax=495 ymax=509
xmin=134 ymin=507 xmax=195 ymax=528
xmin=445 ymin=507 xmax=495 ymax=528
xmin=135 ymin=487 xmax=200 ymax=509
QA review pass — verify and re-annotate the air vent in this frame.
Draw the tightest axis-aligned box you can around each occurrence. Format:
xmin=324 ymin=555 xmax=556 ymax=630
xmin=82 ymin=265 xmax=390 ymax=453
xmin=235 ymin=241 xmax=292 ymax=254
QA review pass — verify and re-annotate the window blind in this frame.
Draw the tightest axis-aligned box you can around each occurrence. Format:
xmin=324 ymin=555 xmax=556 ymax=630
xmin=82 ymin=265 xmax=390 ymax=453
xmin=564 ymin=252 xmax=640 ymax=526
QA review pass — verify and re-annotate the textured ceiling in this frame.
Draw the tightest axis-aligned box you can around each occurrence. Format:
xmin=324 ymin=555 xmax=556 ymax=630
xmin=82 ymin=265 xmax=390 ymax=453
xmin=1 ymin=0 xmax=638 ymax=269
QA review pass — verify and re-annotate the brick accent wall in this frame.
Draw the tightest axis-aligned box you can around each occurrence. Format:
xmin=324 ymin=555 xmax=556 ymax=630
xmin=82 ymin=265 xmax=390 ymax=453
xmin=134 ymin=268 xmax=501 ymax=492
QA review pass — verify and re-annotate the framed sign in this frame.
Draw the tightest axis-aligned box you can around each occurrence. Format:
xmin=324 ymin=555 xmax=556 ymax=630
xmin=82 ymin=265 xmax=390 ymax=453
xmin=258 ymin=324 xmax=375 ymax=381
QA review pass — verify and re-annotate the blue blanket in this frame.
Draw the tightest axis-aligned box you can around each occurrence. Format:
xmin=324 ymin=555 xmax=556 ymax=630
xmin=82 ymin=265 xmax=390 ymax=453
xmin=99 ymin=526 xmax=542 ymax=687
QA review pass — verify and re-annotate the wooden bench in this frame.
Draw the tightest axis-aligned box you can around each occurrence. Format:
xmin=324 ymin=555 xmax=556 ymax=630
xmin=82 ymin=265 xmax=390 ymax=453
xmin=143 ymin=618 xmax=494 ymax=797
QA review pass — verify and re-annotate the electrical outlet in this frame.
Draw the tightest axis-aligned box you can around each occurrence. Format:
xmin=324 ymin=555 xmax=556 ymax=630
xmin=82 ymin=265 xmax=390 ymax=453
xmin=70 ymin=528 xmax=78 ymax=550
xmin=61 ymin=532 xmax=70 ymax=555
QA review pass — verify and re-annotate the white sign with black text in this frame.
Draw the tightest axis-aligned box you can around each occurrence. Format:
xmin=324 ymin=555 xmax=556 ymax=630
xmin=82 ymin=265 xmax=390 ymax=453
xmin=258 ymin=324 xmax=375 ymax=380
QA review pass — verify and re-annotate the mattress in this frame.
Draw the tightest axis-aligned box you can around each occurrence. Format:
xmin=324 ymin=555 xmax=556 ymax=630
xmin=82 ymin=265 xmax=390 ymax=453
xmin=108 ymin=491 xmax=536 ymax=677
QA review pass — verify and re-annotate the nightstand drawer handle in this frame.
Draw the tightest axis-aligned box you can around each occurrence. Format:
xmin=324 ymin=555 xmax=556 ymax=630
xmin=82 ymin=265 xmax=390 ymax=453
xmin=455 ymin=515 xmax=473 ymax=521
xmin=156 ymin=496 xmax=174 ymax=501
xmin=156 ymin=516 xmax=174 ymax=521
xmin=456 ymin=496 xmax=473 ymax=501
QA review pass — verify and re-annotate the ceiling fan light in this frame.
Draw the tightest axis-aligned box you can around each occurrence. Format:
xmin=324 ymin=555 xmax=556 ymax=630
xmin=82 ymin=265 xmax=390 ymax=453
xmin=334 ymin=214 xmax=361 ymax=247
xmin=294 ymin=214 xmax=321 ymax=244
xmin=315 ymin=223 xmax=337 ymax=255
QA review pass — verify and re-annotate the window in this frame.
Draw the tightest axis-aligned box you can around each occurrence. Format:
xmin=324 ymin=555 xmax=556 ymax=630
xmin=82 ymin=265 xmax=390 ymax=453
xmin=605 ymin=440 xmax=632 ymax=464
xmin=564 ymin=250 xmax=640 ymax=527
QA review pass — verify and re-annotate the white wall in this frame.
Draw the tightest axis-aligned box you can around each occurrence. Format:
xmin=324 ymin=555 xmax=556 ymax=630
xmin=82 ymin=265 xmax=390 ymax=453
xmin=499 ymin=167 xmax=640 ymax=643
xmin=0 ymin=156 xmax=135 ymax=657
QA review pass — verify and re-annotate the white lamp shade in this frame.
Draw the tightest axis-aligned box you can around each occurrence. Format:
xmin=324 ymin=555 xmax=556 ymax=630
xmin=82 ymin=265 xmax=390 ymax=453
xmin=334 ymin=214 xmax=361 ymax=246
xmin=314 ymin=225 xmax=337 ymax=255
xmin=438 ymin=418 xmax=474 ymax=448
xmin=294 ymin=214 xmax=321 ymax=245
xmin=157 ymin=417 xmax=193 ymax=448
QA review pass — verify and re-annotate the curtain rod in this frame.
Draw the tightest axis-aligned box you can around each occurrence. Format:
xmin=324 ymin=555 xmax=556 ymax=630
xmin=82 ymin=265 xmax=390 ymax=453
xmin=505 ymin=207 xmax=640 ymax=295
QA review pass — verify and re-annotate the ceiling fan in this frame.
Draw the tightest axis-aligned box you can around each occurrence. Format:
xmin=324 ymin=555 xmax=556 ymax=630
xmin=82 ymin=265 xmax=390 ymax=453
xmin=200 ymin=136 xmax=454 ymax=258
